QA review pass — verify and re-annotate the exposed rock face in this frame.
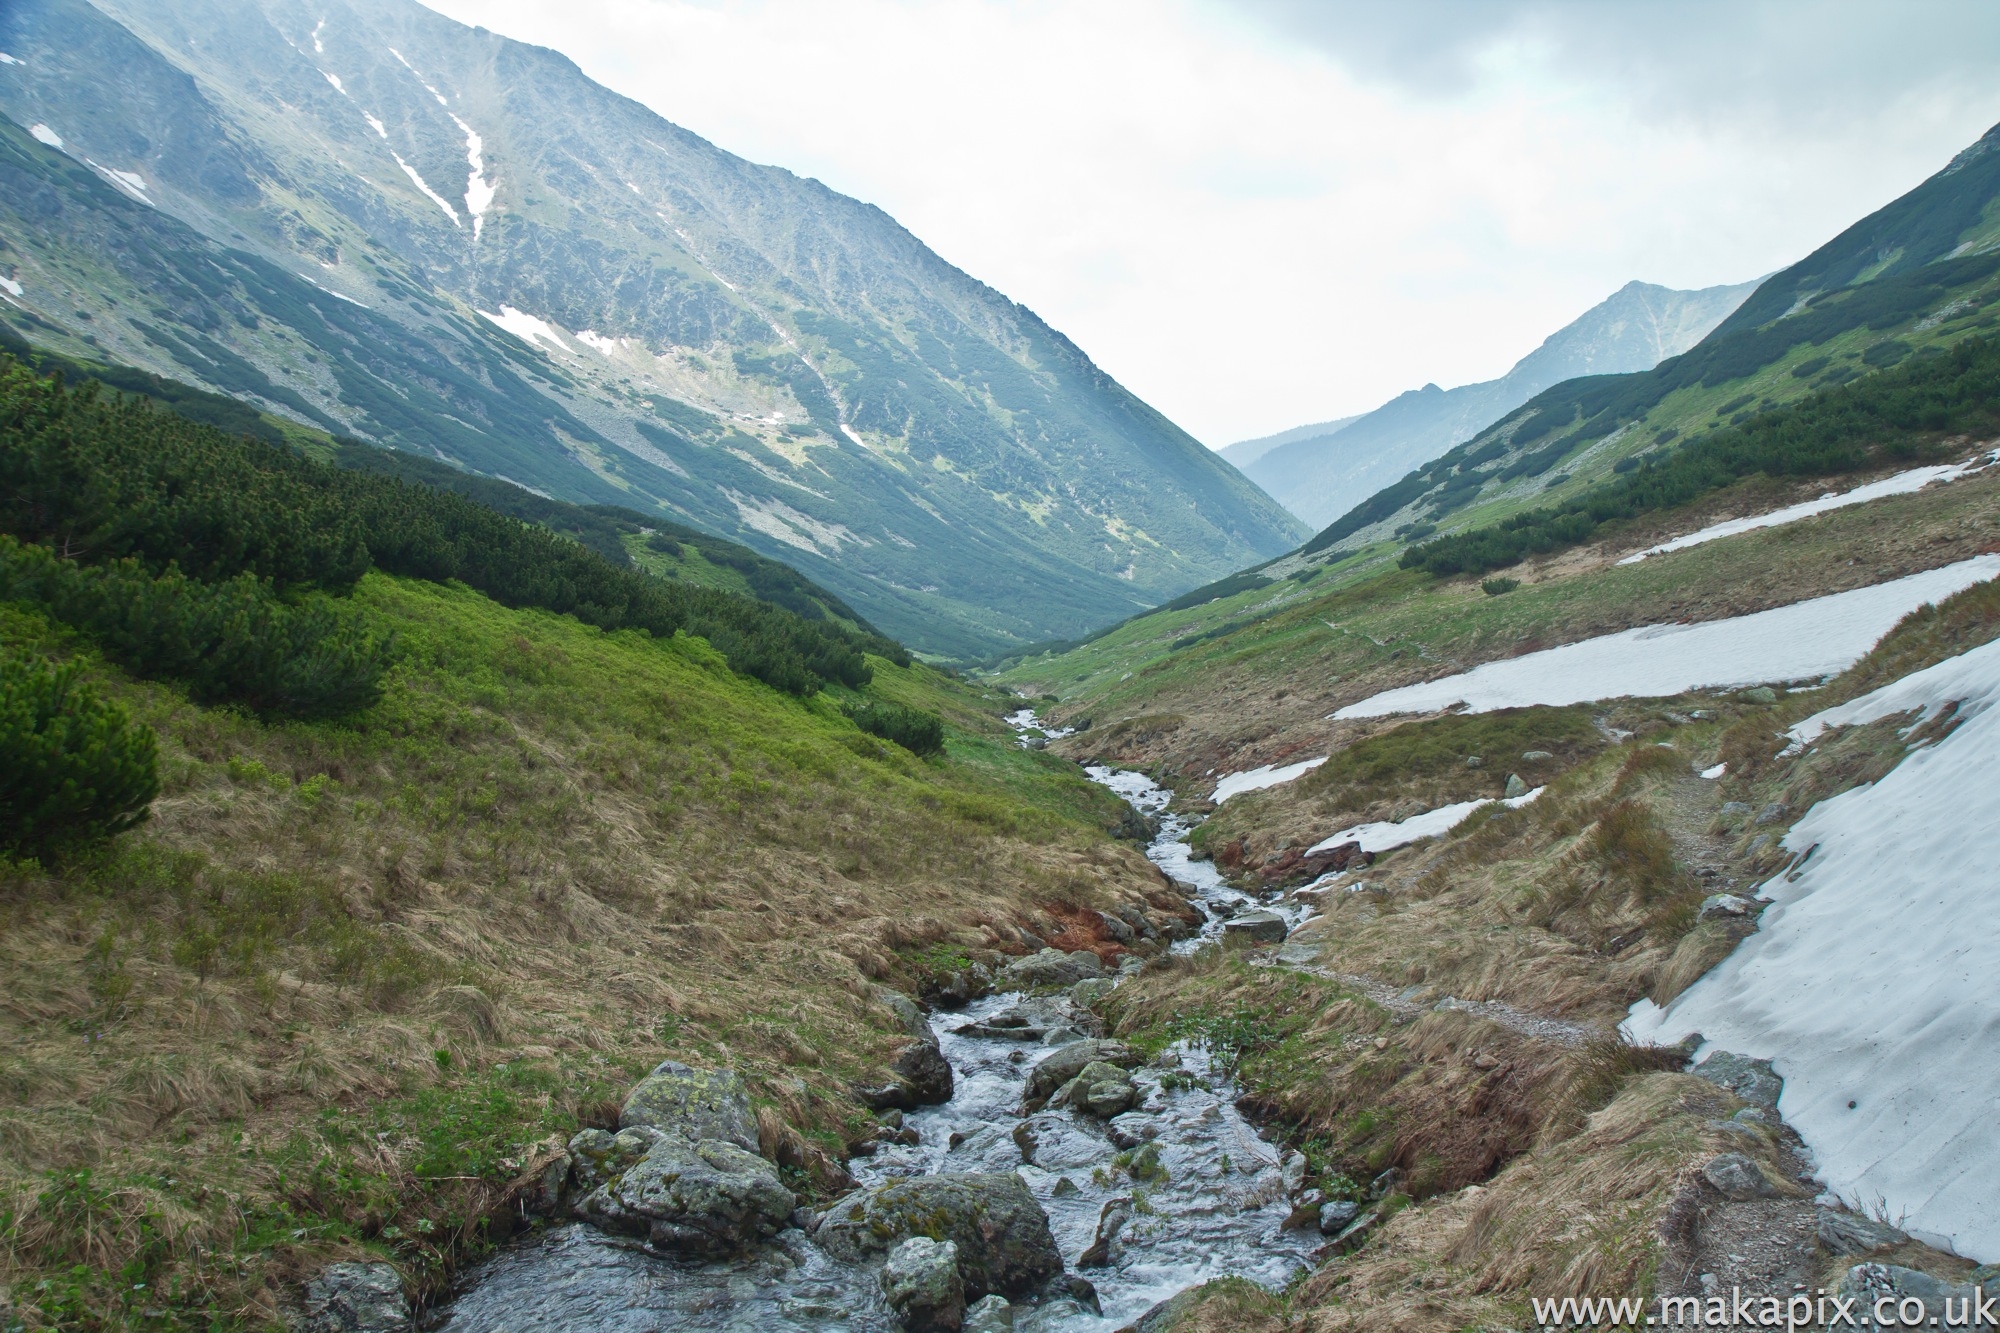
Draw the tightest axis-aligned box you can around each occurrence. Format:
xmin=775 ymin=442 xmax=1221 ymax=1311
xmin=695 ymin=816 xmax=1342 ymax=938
xmin=298 ymin=1262 xmax=410 ymax=1333
xmin=880 ymin=1236 xmax=967 ymax=1333
xmin=998 ymin=949 xmax=1106 ymax=991
xmin=571 ymin=1132 xmax=796 ymax=1253
xmin=1259 ymin=840 xmax=1371 ymax=885
xmin=816 ymin=1173 xmax=1063 ymax=1300
xmin=1838 ymin=1263 xmax=2000 ymax=1323
xmin=620 ymin=1061 xmax=760 ymax=1151
xmin=1689 ymin=1051 xmax=1783 ymax=1111
xmin=1022 ymin=1040 xmax=1143 ymax=1111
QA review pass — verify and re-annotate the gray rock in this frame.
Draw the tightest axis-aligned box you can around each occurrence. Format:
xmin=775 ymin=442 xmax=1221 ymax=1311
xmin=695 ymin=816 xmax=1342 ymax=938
xmin=963 ymin=1293 xmax=1013 ymax=1331
xmin=299 ymin=1262 xmax=410 ymax=1333
xmin=1221 ymin=910 xmax=1288 ymax=945
xmin=1122 ymin=1288 xmax=1202 ymax=1333
xmin=1040 ymin=1026 xmax=1085 ymax=1048
xmin=1282 ymin=1188 xmax=1326 ymax=1230
xmin=1740 ymin=686 xmax=1779 ymax=705
xmin=998 ymin=948 xmax=1105 ymax=991
xmin=817 ymin=1173 xmax=1063 ymax=1300
xmin=573 ymin=1135 xmax=795 ymax=1253
xmin=1504 ymin=773 xmax=1529 ymax=799
xmin=1080 ymin=1078 xmax=1137 ymax=1119
xmin=1701 ymin=1152 xmax=1777 ymax=1201
xmin=567 ymin=1125 xmax=667 ymax=1194
xmin=1281 ymin=1150 xmax=1307 ymax=1193
xmin=1318 ymin=1199 xmax=1361 ymax=1235
xmin=1023 ymin=1040 xmax=1143 ymax=1110
xmin=1107 ymin=1114 xmax=1161 ymax=1150
xmin=1070 ymin=978 xmax=1115 ymax=1008
xmin=1818 ymin=1209 xmax=1909 ymax=1255
xmin=1698 ymin=893 xmax=1759 ymax=922
xmin=862 ymin=990 xmax=954 ymax=1109
xmin=1328 ymin=1209 xmax=1379 ymax=1251
xmin=1464 ymin=755 xmax=1484 ymax=768
xmin=1719 ymin=801 xmax=1752 ymax=820
xmin=1837 ymin=1263 xmax=1992 ymax=1324
xmin=1691 ymin=1050 xmax=1783 ymax=1110
xmin=881 ymin=1236 xmax=966 ymax=1333
xmin=619 ymin=1061 xmax=759 ymax=1152
xmin=1755 ymin=800 xmax=1789 ymax=826
xmin=1078 ymin=1197 xmax=1133 ymax=1268
xmin=1118 ymin=955 xmax=1145 ymax=975
xmin=1521 ymin=750 xmax=1554 ymax=761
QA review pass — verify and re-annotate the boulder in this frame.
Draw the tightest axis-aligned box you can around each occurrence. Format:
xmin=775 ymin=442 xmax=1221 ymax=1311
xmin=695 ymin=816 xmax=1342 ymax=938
xmin=1818 ymin=1209 xmax=1908 ymax=1255
xmin=963 ymin=1294 xmax=1014 ymax=1332
xmin=1690 ymin=1051 xmax=1783 ymax=1111
xmin=1078 ymin=1074 xmax=1137 ymax=1119
xmin=1701 ymin=1152 xmax=1777 ymax=1201
xmin=1070 ymin=978 xmax=1114 ymax=1008
xmin=1698 ymin=894 xmax=1759 ymax=922
xmin=299 ymin=1262 xmax=410 ymax=1333
xmin=1327 ymin=1209 xmax=1379 ymax=1252
xmin=1078 ymin=1197 xmax=1133 ymax=1269
xmin=999 ymin=948 xmax=1106 ymax=991
xmin=1838 ymin=1264 xmax=1997 ymax=1324
xmin=572 ymin=1135 xmax=795 ymax=1253
xmin=881 ymin=1236 xmax=966 ymax=1332
xmin=1504 ymin=774 xmax=1528 ymax=799
xmin=861 ymin=990 xmax=954 ymax=1109
xmin=1122 ymin=1289 xmax=1202 ymax=1333
xmin=1318 ymin=1199 xmax=1361 ymax=1235
xmin=567 ymin=1125 xmax=664 ymax=1194
xmin=619 ymin=1061 xmax=759 ymax=1152
xmin=1521 ymin=750 xmax=1554 ymax=761
xmin=1023 ymin=1040 xmax=1143 ymax=1110
xmin=1222 ymin=910 xmax=1288 ymax=945
xmin=817 ymin=1173 xmax=1063 ymax=1300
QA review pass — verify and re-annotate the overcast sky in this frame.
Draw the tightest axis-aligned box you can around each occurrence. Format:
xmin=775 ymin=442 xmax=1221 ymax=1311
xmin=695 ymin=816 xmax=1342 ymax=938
xmin=427 ymin=0 xmax=2000 ymax=446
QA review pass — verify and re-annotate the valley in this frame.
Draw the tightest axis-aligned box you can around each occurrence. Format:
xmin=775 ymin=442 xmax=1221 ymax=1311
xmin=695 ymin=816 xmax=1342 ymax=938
xmin=5 ymin=5 xmax=2000 ymax=1332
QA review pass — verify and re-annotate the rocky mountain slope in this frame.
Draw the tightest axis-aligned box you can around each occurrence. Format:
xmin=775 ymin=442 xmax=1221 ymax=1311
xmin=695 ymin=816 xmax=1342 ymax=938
xmin=0 ymin=0 xmax=1303 ymax=659
xmin=1217 ymin=415 xmax=1359 ymax=471
xmin=1241 ymin=278 xmax=1759 ymax=527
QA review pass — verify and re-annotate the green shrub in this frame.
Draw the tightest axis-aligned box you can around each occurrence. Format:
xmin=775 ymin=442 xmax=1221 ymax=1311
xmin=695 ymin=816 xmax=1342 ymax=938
xmin=846 ymin=701 xmax=945 ymax=756
xmin=1480 ymin=577 xmax=1521 ymax=596
xmin=0 ymin=651 xmax=159 ymax=858
xmin=0 ymin=537 xmax=391 ymax=718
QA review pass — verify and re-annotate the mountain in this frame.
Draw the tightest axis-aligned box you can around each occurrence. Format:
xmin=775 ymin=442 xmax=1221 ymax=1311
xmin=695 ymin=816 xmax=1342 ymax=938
xmin=0 ymin=0 xmax=1304 ymax=659
xmin=1241 ymin=278 xmax=1759 ymax=527
xmin=1291 ymin=118 xmax=2000 ymax=565
xmin=1217 ymin=415 xmax=1359 ymax=470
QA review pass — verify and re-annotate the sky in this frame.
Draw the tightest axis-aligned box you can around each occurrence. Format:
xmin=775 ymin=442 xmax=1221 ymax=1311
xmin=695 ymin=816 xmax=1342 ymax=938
xmin=425 ymin=0 xmax=2000 ymax=446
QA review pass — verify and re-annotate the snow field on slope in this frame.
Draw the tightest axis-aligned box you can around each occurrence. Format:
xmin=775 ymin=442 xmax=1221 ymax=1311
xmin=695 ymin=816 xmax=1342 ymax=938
xmin=1617 ymin=454 xmax=1997 ymax=565
xmin=1211 ymin=756 xmax=1326 ymax=803
xmin=1307 ymin=786 xmax=1542 ymax=857
xmin=1332 ymin=556 xmax=2000 ymax=719
xmin=1624 ymin=633 xmax=2000 ymax=1262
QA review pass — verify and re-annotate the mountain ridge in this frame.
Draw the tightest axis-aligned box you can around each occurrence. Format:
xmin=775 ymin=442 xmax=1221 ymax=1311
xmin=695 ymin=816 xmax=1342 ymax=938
xmin=0 ymin=0 xmax=1304 ymax=658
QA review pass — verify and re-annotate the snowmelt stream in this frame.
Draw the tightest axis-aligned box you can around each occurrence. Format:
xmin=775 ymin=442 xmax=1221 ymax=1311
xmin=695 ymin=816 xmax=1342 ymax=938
xmin=435 ymin=722 xmax=1323 ymax=1329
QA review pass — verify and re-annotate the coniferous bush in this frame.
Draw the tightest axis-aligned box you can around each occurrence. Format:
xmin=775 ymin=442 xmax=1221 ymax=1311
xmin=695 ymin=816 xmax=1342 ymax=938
xmin=846 ymin=701 xmax=945 ymax=756
xmin=0 ymin=651 xmax=159 ymax=858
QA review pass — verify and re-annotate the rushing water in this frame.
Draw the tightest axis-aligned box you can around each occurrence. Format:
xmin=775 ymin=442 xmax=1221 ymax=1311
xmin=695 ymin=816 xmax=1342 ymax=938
xmin=435 ymin=720 xmax=1318 ymax=1331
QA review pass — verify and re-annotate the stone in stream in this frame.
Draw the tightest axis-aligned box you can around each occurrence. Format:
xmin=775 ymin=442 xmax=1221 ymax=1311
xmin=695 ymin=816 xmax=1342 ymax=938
xmin=880 ymin=1236 xmax=966 ymax=1332
xmin=619 ymin=1060 xmax=759 ymax=1151
xmin=963 ymin=1294 xmax=1014 ymax=1332
xmin=1222 ymin=910 xmax=1288 ymax=945
xmin=299 ymin=1261 xmax=410 ymax=1333
xmin=998 ymin=948 xmax=1106 ymax=991
xmin=570 ymin=1133 xmax=796 ymax=1253
xmin=860 ymin=989 xmax=955 ymax=1110
xmin=816 ymin=1172 xmax=1063 ymax=1300
xmin=1078 ymin=1197 xmax=1133 ymax=1268
xmin=1317 ymin=1199 xmax=1360 ymax=1235
xmin=1022 ymin=1039 xmax=1143 ymax=1110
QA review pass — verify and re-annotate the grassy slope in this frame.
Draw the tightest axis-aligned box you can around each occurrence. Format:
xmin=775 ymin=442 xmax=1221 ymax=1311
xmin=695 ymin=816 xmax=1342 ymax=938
xmin=0 ymin=572 xmax=1155 ymax=1327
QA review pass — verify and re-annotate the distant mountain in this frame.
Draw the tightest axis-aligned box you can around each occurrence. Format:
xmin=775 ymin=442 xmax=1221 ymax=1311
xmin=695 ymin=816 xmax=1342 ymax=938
xmin=1292 ymin=118 xmax=2000 ymax=564
xmin=1218 ymin=415 xmax=1359 ymax=470
xmin=1243 ymin=279 xmax=1759 ymax=526
xmin=0 ymin=0 xmax=1303 ymax=659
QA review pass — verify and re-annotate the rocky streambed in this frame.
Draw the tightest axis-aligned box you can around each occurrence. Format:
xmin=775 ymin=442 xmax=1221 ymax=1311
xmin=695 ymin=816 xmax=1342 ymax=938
xmin=425 ymin=746 xmax=1330 ymax=1332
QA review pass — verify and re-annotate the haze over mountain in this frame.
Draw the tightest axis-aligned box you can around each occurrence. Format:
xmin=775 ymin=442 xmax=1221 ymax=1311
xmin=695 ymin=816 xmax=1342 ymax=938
xmin=0 ymin=0 xmax=1303 ymax=658
xmin=1239 ymin=278 xmax=1759 ymax=527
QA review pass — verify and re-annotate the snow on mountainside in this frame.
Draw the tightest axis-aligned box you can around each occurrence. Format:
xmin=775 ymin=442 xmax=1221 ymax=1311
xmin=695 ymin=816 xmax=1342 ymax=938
xmin=0 ymin=0 xmax=1303 ymax=657
xmin=1243 ymin=279 xmax=1759 ymax=527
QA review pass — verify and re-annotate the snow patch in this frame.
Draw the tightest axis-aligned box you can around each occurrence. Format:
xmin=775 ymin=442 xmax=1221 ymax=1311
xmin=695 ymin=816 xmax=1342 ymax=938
xmin=447 ymin=113 xmax=496 ymax=239
xmin=91 ymin=163 xmax=154 ymax=205
xmin=363 ymin=113 xmax=387 ymax=139
xmin=1309 ymin=786 xmax=1543 ymax=856
xmin=29 ymin=123 xmax=62 ymax=149
xmin=1333 ymin=557 xmax=2000 ymax=718
xmin=0 ymin=52 xmax=23 ymax=65
xmin=1618 ymin=456 xmax=1997 ymax=565
xmin=478 ymin=305 xmax=569 ymax=353
xmin=322 ymin=70 xmax=344 ymax=93
xmin=1699 ymin=762 xmax=1727 ymax=780
xmin=310 ymin=18 xmax=325 ymax=53
xmin=841 ymin=425 xmax=866 ymax=448
xmin=388 ymin=47 xmax=450 ymax=106
xmin=1623 ymin=632 xmax=2000 ymax=1262
xmin=1211 ymin=757 xmax=1327 ymax=803
xmin=573 ymin=330 xmax=625 ymax=357
xmin=391 ymin=151 xmax=461 ymax=225
xmin=0 ymin=276 xmax=22 ymax=298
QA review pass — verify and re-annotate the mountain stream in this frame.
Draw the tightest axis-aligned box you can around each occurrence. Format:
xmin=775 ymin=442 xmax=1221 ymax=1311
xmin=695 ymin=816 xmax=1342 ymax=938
xmin=436 ymin=718 xmax=1318 ymax=1330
